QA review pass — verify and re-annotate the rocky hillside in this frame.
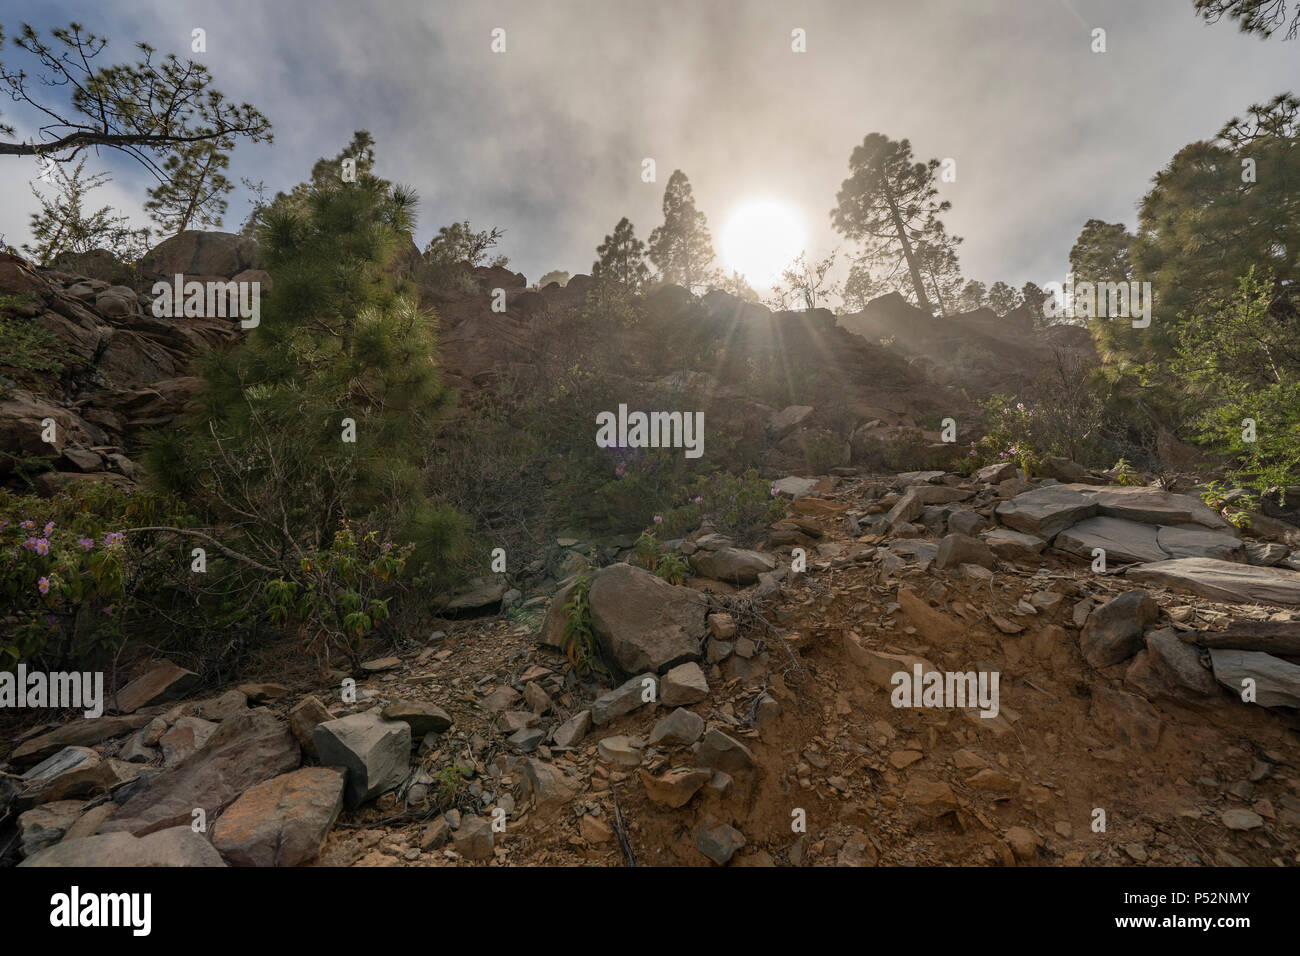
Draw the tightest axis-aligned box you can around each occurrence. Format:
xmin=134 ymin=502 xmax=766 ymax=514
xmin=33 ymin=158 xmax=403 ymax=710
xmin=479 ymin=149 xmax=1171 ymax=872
xmin=5 ymin=459 xmax=1300 ymax=866
xmin=3 ymin=234 xmax=1299 ymax=868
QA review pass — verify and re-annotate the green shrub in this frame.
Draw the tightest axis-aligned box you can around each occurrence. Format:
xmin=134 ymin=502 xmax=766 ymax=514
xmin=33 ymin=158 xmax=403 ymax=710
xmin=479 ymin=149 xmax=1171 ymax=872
xmin=0 ymin=483 xmax=185 ymax=668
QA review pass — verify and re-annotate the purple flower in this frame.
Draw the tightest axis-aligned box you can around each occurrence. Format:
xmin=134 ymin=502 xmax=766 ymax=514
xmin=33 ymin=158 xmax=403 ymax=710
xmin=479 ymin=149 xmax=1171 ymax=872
xmin=78 ymin=537 xmax=94 ymax=552
xmin=19 ymin=520 xmax=34 ymax=530
xmin=43 ymin=521 xmax=54 ymax=535
xmin=104 ymin=532 xmax=125 ymax=547
xmin=34 ymin=538 xmax=50 ymax=556
xmin=653 ymin=515 xmax=663 ymax=525
xmin=693 ymin=496 xmax=703 ymax=505
xmin=770 ymin=486 xmax=779 ymax=497
xmin=21 ymin=537 xmax=37 ymax=551
xmin=37 ymin=576 xmax=50 ymax=595
xmin=102 ymin=605 xmax=115 ymax=615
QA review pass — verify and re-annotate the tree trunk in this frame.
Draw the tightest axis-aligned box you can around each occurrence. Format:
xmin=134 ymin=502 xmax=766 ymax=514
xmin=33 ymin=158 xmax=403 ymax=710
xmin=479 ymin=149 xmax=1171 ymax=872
xmin=885 ymin=193 xmax=933 ymax=314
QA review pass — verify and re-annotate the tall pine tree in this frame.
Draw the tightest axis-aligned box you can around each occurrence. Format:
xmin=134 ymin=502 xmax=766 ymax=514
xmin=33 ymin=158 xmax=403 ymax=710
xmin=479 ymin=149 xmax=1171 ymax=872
xmin=648 ymin=170 xmax=717 ymax=292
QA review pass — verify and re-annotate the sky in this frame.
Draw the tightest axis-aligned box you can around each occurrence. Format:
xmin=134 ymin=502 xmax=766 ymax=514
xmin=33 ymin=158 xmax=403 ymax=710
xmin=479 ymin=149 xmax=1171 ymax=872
xmin=0 ymin=0 xmax=1296 ymax=297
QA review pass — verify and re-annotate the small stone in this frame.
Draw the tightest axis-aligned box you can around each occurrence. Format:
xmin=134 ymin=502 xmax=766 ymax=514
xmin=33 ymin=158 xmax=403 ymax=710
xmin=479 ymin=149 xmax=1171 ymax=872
xmin=1004 ymin=826 xmax=1040 ymax=861
xmin=580 ymin=814 xmax=613 ymax=843
xmin=551 ymin=710 xmax=592 ymax=749
xmin=597 ymin=735 xmax=645 ymax=767
xmin=661 ymin=662 xmax=709 ymax=707
xmin=697 ymin=822 xmax=746 ymax=864
xmin=1221 ymin=808 xmax=1264 ymax=831
xmin=649 ymin=708 xmax=705 ymax=746
xmin=695 ymin=728 xmax=754 ymax=773
xmin=380 ymin=701 xmax=453 ymax=736
xmin=507 ymin=727 xmax=546 ymax=753
xmin=453 ymin=814 xmax=494 ymax=860
xmin=707 ymin=613 xmax=737 ymax=639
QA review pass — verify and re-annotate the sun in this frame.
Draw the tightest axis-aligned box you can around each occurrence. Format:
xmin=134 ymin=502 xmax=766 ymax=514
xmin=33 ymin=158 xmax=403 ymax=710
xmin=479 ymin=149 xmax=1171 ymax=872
xmin=720 ymin=199 xmax=807 ymax=288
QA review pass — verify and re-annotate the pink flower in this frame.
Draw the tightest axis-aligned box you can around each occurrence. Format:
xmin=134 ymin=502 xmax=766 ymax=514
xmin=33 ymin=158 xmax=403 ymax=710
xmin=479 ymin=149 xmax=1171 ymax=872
xmin=1016 ymin=403 xmax=1025 ymax=411
xmin=37 ymin=576 xmax=50 ymax=595
xmin=653 ymin=515 xmax=663 ymax=524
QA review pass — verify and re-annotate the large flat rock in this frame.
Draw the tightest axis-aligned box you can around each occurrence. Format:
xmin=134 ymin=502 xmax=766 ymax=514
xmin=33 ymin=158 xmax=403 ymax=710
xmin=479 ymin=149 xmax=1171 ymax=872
xmin=1055 ymin=517 xmax=1243 ymax=564
xmin=1209 ymin=649 xmax=1300 ymax=708
xmin=1055 ymin=516 xmax=1164 ymax=564
xmin=1127 ymin=558 xmax=1300 ymax=606
xmin=997 ymin=483 xmax=1235 ymax=542
xmin=995 ymin=485 xmax=1098 ymax=538
xmin=99 ymin=707 xmax=300 ymax=837
xmin=19 ymin=826 xmax=227 ymax=867
xmin=1084 ymin=486 xmax=1230 ymax=529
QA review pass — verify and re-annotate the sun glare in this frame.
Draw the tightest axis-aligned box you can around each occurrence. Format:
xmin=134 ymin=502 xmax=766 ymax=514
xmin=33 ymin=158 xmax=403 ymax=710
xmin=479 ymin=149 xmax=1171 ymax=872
xmin=720 ymin=199 xmax=807 ymax=288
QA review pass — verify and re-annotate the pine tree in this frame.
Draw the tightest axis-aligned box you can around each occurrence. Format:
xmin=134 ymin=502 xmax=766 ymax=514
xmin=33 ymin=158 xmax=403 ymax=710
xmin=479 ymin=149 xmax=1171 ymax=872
xmin=144 ymin=139 xmax=233 ymax=236
xmin=831 ymin=133 xmax=959 ymax=315
xmin=145 ymin=166 xmax=465 ymax=659
xmin=592 ymin=216 xmax=649 ymax=291
xmin=647 ymin=170 xmax=717 ymax=292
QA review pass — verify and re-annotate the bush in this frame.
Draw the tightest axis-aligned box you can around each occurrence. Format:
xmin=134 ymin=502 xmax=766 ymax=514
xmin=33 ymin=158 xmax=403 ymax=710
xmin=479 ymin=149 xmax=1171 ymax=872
xmin=1171 ymin=270 xmax=1300 ymax=490
xmin=0 ymin=483 xmax=186 ymax=668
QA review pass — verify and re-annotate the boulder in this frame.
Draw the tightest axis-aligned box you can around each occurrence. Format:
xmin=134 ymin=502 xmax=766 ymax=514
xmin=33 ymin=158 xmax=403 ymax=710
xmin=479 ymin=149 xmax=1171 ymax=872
xmin=1144 ymin=628 xmax=1220 ymax=698
xmin=138 ymin=230 xmax=261 ymax=278
xmin=312 ymin=711 xmax=412 ymax=809
xmin=588 ymin=563 xmax=707 ymax=674
xmin=935 ymin=533 xmax=995 ymax=570
xmin=689 ymin=547 xmax=777 ymax=584
xmin=211 ymin=767 xmax=345 ymax=866
xmin=1080 ymin=590 xmax=1159 ymax=667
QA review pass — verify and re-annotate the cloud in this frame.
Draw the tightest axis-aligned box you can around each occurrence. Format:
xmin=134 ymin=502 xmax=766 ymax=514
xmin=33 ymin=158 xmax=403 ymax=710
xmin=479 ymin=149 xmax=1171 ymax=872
xmin=1 ymin=0 xmax=1295 ymax=292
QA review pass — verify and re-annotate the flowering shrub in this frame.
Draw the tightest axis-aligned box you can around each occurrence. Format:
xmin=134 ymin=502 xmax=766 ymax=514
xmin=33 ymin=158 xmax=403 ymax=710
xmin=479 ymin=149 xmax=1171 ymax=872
xmin=0 ymin=483 xmax=180 ymax=667
xmin=970 ymin=395 xmax=1041 ymax=476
